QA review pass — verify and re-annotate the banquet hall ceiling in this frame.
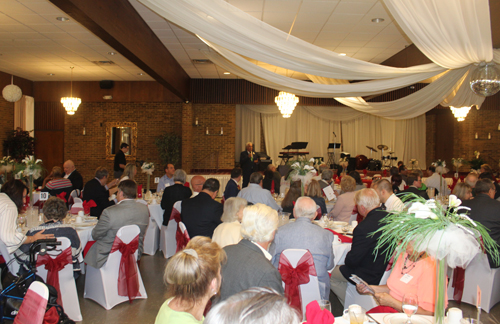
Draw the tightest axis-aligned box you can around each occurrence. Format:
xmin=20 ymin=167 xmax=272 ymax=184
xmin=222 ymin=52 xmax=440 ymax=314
xmin=0 ymin=0 xmax=498 ymax=83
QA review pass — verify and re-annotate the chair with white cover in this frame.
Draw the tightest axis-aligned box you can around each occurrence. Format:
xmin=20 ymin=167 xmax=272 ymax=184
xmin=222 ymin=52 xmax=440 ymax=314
xmin=13 ymin=281 xmax=49 ymax=324
xmin=137 ymin=200 xmax=158 ymax=255
xmin=36 ymin=237 xmax=81 ymax=322
xmin=0 ymin=239 xmax=20 ymax=276
xmin=278 ymin=249 xmax=321 ymax=320
xmin=447 ymin=253 xmax=500 ymax=313
xmin=84 ymin=225 xmax=147 ymax=310
xmin=160 ymin=200 xmax=181 ymax=258
xmin=344 ymin=266 xmax=393 ymax=310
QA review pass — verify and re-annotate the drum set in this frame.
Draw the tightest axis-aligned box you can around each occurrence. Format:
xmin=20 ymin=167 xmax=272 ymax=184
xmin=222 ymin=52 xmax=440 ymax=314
xmin=355 ymin=144 xmax=398 ymax=171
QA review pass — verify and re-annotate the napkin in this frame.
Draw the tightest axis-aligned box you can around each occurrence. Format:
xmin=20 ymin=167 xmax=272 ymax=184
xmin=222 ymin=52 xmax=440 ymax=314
xmin=325 ymin=229 xmax=352 ymax=243
xmin=304 ymin=300 xmax=334 ymax=324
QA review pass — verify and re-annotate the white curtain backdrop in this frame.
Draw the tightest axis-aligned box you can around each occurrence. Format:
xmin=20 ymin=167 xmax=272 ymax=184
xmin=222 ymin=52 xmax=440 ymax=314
xmin=237 ymin=105 xmax=426 ymax=169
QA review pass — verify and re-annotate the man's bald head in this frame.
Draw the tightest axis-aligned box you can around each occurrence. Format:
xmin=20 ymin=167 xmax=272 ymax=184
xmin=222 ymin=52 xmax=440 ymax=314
xmin=191 ymin=175 xmax=206 ymax=193
xmin=63 ymin=160 xmax=76 ymax=175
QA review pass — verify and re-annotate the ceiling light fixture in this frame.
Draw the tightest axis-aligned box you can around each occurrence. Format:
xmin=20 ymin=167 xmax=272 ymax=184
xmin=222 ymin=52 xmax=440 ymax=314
xmin=108 ymin=52 xmax=116 ymax=55
xmin=371 ymin=18 xmax=385 ymax=23
xmin=60 ymin=67 xmax=81 ymax=115
xmin=137 ymin=73 xmax=144 ymax=76
xmin=450 ymin=106 xmax=471 ymax=122
xmin=469 ymin=62 xmax=500 ymax=97
xmin=275 ymin=91 xmax=299 ymax=118
xmin=2 ymin=75 xmax=22 ymax=102
xmin=56 ymin=17 xmax=70 ymax=22
xmin=339 ymin=53 xmax=346 ymax=56
xmin=223 ymin=72 xmax=230 ymax=75
xmin=47 ymin=73 xmax=54 ymax=76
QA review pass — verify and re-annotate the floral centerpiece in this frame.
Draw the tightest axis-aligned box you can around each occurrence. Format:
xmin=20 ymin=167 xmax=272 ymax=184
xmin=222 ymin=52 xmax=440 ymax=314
xmin=0 ymin=156 xmax=15 ymax=181
xmin=287 ymin=157 xmax=316 ymax=195
xmin=373 ymin=194 xmax=499 ymax=324
xmin=409 ymin=159 xmax=418 ymax=170
xmin=469 ymin=151 xmax=484 ymax=172
xmin=451 ymin=158 xmax=467 ymax=176
xmin=431 ymin=159 xmax=448 ymax=195
xmin=15 ymin=155 xmax=43 ymax=208
xmin=339 ymin=157 xmax=349 ymax=174
xmin=141 ymin=161 xmax=155 ymax=195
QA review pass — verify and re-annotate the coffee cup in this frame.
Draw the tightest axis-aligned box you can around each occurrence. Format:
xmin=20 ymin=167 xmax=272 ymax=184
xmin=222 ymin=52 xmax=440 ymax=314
xmin=75 ymin=216 xmax=83 ymax=223
xmin=78 ymin=210 xmax=84 ymax=217
xmin=447 ymin=308 xmax=463 ymax=324
xmin=343 ymin=305 xmax=366 ymax=324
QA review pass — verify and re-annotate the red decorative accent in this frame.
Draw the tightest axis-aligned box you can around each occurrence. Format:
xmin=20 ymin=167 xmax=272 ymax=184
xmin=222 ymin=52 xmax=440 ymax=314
xmin=43 ymin=306 xmax=60 ymax=324
xmin=271 ymin=180 xmax=275 ymax=194
xmin=383 ymin=170 xmax=388 ymax=177
xmin=36 ymin=247 xmax=72 ymax=307
xmin=315 ymin=207 xmax=322 ymax=220
xmin=169 ymin=208 xmax=181 ymax=223
xmin=184 ymin=182 xmax=190 ymax=187
xmin=367 ymin=306 xmax=398 ymax=313
xmin=83 ymin=200 xmax=97 ymax=215
xmin=33 ymin=199 xmax=45 ymax=209
xmin=363 ymin=169 xmax=368 ymax=176
xmin=362 ymin=179 xmax=373 ymax=188
xmin=449 ymin=177 xmax=459 ymax=192
xmin=279 ymin=251 xmax=317 ymax=318
xmin=56 ymin=192 xmax=67 ymax=203
xmin=175 ymin=227 xmax=190 ymax=252
xmin=452 ymin=267 xmax=465 ymax=303
xmin=137 ymin=185 xmax=143 ymax=198
xmin=83 ymin=241 xmax=96 ymax=257
xmin=325 ymin=229 xmax=352 ymax=243
xmin=14 ymin=285 xmax=48 ymax=324
xmin=110 ymin=234 xmax=141 ymax=302
xmin=304 ymin=300 xmax=335 ymax=324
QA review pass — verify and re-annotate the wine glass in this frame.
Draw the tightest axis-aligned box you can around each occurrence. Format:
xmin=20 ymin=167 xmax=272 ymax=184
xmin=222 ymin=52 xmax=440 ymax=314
xmin=317 ymin=300 xmax=331 ymax=313
xmin=402 ymin=293 xmax=418 ymax=324
xmin=17 ymin=215 xmax=26 ymax=230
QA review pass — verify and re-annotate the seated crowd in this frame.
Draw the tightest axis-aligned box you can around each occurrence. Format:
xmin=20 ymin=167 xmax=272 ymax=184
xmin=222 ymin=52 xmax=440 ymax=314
xmin=1 ymin=156 xmax=499 ymax=323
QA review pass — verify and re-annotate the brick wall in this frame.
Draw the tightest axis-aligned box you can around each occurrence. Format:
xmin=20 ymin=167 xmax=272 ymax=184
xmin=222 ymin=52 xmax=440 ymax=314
xmin=0 ymin=98 xmax=14 ymax=155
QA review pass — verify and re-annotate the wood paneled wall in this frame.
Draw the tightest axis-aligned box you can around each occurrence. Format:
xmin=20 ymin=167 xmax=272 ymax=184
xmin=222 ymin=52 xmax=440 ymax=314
xmin=34 ymin=102 xmax=66 ymax=173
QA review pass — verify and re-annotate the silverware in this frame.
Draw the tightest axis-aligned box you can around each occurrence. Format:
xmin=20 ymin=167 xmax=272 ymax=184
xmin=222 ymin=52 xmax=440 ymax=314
xmin=366 ymin=313 xmax=382 ymax=324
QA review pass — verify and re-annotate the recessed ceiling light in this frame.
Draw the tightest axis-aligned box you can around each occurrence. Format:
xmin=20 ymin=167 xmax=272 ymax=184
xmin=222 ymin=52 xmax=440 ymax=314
xmin=223 ymin=72 xmax=230 ymax=75
xmin=56 ymin=17 xmax=70 ymax=22
xmin=371 ymin=18 xmax=384 ymax=23
xmin=47 ymin=73 xmax=54 ymax=76
xmin=137 ymin=73 xmax=144 ymax=76
xmin=108 ymin=52 xmax=116 ymax=56
xmin=339 ymin=53 xmax=346 ymax=56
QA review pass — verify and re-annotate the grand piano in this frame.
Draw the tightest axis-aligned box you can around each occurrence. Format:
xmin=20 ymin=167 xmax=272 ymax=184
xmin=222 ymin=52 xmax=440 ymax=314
xmin=279 ymin=142 xmax=309 ymax=164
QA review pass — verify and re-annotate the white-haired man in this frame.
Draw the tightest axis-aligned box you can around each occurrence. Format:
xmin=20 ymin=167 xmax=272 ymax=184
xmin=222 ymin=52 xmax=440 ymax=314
xmin=270 ymin=197 xmax=335 ymax=301
xmin=218 ymin=203 xmax=283 ymax=303
xmin=330 ymin=188 xmax=390 ymax=306
xmin=372 ymin=179 xmax=404 ymax=212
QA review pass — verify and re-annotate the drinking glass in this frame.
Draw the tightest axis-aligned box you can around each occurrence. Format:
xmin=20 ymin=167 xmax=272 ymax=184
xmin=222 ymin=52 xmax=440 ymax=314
xmin=402 ymin=293 xmax=418 ymax=324
xmin=348 ymin=305 xmax=365 ymax=324
xmin=17 ymin=215 xmax=26 ymax=230
xmin=317 ymin=300 xmax=331 ymax=313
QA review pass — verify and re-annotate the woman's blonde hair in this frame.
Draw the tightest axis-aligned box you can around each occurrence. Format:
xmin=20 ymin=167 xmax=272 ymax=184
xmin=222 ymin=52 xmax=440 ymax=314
xmin=121 ymin=163 xmax=136 ymax=180
xmin=340 ymin=175 xmax=356 ymax=192
xmin=452 ymin=182 xmax=472 ymax=200
xmin=306 ymin=179 xmax=322 ymax=198
xmin=221 ymin=197 xmax=247 ymax=223
xmin=164 ymin=237 xmax=226 ymax=305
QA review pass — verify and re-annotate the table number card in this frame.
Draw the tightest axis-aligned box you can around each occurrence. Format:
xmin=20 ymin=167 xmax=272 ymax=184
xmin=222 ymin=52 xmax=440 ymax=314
xmin=154 ymin=177 xmax=160 ymax=183
xmin=39 ymin=192 xmax=49 ymax=201
xmin=323 ymin=185 xmax=336 ymax=201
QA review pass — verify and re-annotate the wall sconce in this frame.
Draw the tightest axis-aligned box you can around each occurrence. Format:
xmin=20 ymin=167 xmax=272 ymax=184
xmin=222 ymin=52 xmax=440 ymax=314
xmin=475 ymin=132 xmax=478 ymax=140
xmin=205 ymin=127 xmax=224 ymax=136
xmin=488 ymin=132 xmax=492 ymax=140
xmin=193 ymin=117 xmax=200 ymax=127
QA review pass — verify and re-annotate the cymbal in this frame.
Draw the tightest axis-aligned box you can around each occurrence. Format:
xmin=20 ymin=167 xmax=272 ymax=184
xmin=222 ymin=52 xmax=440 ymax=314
xmin=377 ymin=144 xmax=388 ymax=150
xmin=366 ymin=146 xmax=378 ymax=152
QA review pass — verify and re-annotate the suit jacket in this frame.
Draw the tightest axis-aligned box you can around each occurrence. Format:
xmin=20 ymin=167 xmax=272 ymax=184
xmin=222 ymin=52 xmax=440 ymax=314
xmin=84 ymin=199 xmax=149 ymax=268
xmin=269 ymin=217 xmax=334 ymax=300
xmin=340 ymin=208 xmax=390 ymax=285
xmin=398 ymin=186 xmax=429 ymax=200
xmin=460 ymin=194 xmax=500 ymax=268
xmin=181 ymin=192 xmax=223 ymax=238
xmin=223 ymin=179 xmax=240 ymax=200
xmin=160 ymin=183 xmax=192 ymax=226
xmin=67 ymin=170 xmax=84 ymax=191
xmin=82 ymin=178 xmax=115 ymax=218
xmin=219 ymin=239 xmax=284 ymax=303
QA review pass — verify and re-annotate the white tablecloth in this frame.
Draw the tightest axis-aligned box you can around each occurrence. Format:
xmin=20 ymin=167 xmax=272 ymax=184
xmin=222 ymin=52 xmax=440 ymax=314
xmin=148 ymin=203 xmax=164 ymax=230
xmin=333 ymin=242 xmax=352 ymax=266
xmin=187 ymin=174 xmax=242 ymax=198
xmin=335 ymin=313 xmax=434 ymax=324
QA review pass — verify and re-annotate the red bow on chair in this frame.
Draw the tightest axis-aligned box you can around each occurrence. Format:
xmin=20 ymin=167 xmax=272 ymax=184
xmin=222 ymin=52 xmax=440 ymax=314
xmin=449 ymin=177 xmax=459 ymax=192
xmin=363 ymin=169 xmax=368 ymax=176
xmin=110 ymin=234 xmax=141 ymax=302
xmin=383 ymin=169 xmax=388 ymax=177
xmin=279 ymin=252 xmax=317 ymax=318
xmin=169 ymin=208 xmax=181 ymax=223
xmin=175 ymin=227 xmax=190 ymax=252
xmin=33 ymin=200 xmax=45 ymax=209
xmin=36 ymin=247 xmax=72 ymax=307
xmin=83 ymin=200 xmax=97 ymax=215
xmin=56 ymin=192 xmax=67 ymax=203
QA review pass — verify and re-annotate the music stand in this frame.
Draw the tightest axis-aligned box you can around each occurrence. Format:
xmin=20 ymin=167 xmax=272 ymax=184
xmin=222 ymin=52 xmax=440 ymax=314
xmin=327 ymin=143 xmax=341 ymax=166
xmin=290 ymin=142 xmax=308 ymax=159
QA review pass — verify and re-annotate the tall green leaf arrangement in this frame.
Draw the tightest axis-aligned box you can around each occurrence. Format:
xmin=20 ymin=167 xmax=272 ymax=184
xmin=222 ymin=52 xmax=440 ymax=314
xmin=373 ymin=193 xmax=499 ymax=324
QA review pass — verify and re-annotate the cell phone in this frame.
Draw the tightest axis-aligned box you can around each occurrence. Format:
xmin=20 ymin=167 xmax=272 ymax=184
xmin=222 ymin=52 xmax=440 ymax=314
xmin=350 ymin=274 xmax=375 ymax=295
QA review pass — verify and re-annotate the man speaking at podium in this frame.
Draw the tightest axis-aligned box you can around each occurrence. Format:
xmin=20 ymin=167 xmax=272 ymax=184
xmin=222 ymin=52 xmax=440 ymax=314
xmin=240 ymin=142 xmax=259 ymax=188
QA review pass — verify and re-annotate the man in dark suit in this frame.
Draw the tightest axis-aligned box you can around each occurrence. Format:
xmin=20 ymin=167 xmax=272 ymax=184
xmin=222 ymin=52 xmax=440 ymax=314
xmin=330 ymin=188 xmax=390 ymax=306
xmin=223 ymin=167 xmax=242 ymax=200
xmin=113 ymin=143 xmax=129 ymax=178
xmin=398 ymin=172 xmax=429 ymax=200
xmin=181 ymin=178 xmax=223 ymax=238
xmin=82 ymin=167 xmax=118 ymax=218
xmin=63 ymin=160 xmax=84 ymax=191
xmin=217 ymin=203 xmax=283 ymax=303
xmin=160 ymin=169 xmax=192 ymax=226
xmin=84 ymin=180 xmax=149 ymax=268
xmin=240 ymin=142 xmax=259 ymax=188
xmin=460 ymin=179 xmax=500 ymax=268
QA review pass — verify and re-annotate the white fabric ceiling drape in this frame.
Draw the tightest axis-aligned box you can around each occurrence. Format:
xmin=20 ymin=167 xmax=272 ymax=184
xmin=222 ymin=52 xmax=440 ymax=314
xmin=237 ymin=105 xmax=426 ymax=169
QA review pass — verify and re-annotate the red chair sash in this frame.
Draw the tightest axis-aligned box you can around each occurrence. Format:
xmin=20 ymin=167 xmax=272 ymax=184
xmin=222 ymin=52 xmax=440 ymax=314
xmin=383 ymin=170 xmax=388 ymax=177
xmin=279 ymin=251 xmax=317 ymax=318
xmin=452 ymin=267 xmax=465 ymax=303
xmin=56 ymin=192 xmax=67 ymax=203
xmin=169 ymin=208 xmax=181 ymax=223
xmin=110 ymin=234 xmax=141 ymax=302
xmin=33 ymin=200 xmax=45 ymax=209
xmin=36 ymin=246 xmax=72 ymax=307
xmin=363 ymin=169 xmax=368 ymax=176
xmin=83 ymin=200 xmax=97 ymax=215
xmin=449 ymin=177 xmax=459 ymax=192
xmin=14 ymin=284 xmax=48 ymax=324
xmin=175 ymin=227 xmax=190 ymax=253
xmin=137 ymin=185 xmax=143 ymax=198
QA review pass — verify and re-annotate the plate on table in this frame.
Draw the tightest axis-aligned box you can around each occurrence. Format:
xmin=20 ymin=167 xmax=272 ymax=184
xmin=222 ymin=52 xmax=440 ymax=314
xmin=384 ymin=314 xmax=432 ymax=324
xmin=74 ymin=222 xmax=97 ymax=229
xmin=332 ymin=221 xmax=348 ymax=226
xmin=83 ymin=216 xmax=97 ymax=223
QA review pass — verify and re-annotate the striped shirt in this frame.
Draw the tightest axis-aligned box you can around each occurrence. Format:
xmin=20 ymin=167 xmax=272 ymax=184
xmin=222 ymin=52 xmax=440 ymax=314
xmin=46 ymin=178 xmax=73 ymax=190
xmin=0 ymin=193 xmax=26 ymax=253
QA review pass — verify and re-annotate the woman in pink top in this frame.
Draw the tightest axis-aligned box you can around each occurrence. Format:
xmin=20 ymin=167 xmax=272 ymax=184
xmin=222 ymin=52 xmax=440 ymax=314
xmin=327 ymin=176 xmax=356 ymax=223
xmin=357 ymin=242 xmax=446 ymax=314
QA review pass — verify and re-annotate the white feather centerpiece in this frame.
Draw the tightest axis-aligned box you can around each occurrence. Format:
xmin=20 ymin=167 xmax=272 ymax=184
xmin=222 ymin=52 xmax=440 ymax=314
xmin=287 ymin=157 xmax=317 ymax=195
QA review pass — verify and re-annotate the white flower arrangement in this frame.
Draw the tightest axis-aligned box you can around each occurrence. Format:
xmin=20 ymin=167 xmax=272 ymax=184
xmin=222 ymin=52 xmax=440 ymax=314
xmin=0 ymin=156 xmax=14 ymax=173
xmin=409 ymin=158 xmax=418 ymax=170
xmin=141 ymin=161 xmax=155 ymax=176
xmin=16 ymin=155 xmax=43 ymax=179
xmin=474 ymin=151 xmax=480 ymax=159
xmin=431 ymin=159 xmax=448 ymax=174
xmin=451 ymin=157 xmax=466 ymax=172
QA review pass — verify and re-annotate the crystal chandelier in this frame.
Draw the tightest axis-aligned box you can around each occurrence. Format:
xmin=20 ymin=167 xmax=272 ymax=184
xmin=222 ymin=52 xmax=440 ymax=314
xmin=275 ymin=91 xmax=299 ymax=118
xmin=450 ymin=106 xmax=471 ymax=122
xmin=61 ymin=67 xmax=81 ymax=115
xmin=469 ymin=62 xmax=500 ymax=97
